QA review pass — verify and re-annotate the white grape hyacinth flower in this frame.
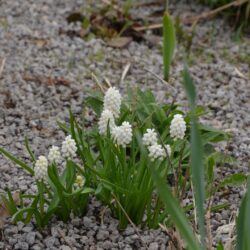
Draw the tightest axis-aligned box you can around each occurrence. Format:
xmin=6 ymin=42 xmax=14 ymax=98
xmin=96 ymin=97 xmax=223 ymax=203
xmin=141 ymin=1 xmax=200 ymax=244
xmin=142 ymin=128 xmax=158 ymax=147
xmin=74 ymin=175 xmax=85 ymax=188
xmin=111 ymin=121 xmax=132 ymax=147
xmin=170 ymin=114 xmax=186 ymax=141
xmin=61 ymin=135 xmax=77 ymax=159
xmin=148 ymin=144 xmax=165 ymax=161
xmin=34 ymin=156 xmax=48 ymax=181
xmin=98 ymin=109 xmax=115 ymax=135
xmin=48 ymin=146 xmax=62 ymax=164
xmin=103 ymin=87 xmax=121 ymax=118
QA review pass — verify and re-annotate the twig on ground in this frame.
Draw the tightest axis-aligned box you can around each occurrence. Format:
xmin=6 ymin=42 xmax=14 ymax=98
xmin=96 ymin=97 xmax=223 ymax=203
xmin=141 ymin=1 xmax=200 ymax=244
xmin=104 ymin=77 xmax=112 ymax=88
xmin=100 ymin=205 xmax=109 ymax=225
xmin=91 ymin=72 xmax=105 ymax=93
xmin=159 ymin=223 xmax=184 ymax=249
xmin=58 ymin=229 xmax=74 ymax=250
xmin=133 ymin=0 xmax=248 ymax=31
xmin=0 ymin=58 xmax=6 ymax=78
xmin=189 ymin=0 xmax=248 ymax=24
xmin=234 ymin=67 xmax=248 ymax=80
xmin=133 ymin=23 xmax=162 ymax=32
xmin=120 ymin=63 xmax=131 ymax=84
xmin=190 ymin=181 xmax=198 ymax=234
xmin=143 ymin=67 xmax=177 ymax=95
xmin=205 ymin=197 xmax=214 ymax=250
xmin=22 ymin=73 xmax=70 ymax=86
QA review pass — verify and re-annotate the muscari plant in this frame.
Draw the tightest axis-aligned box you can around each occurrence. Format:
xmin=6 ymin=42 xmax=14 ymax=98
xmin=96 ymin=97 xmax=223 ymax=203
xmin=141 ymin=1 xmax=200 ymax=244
xmin=0 ymin=135 xmax=94 ymax=228
xmin=56 ymin=78 xmax=244 ymax=232
xmin=0 ymin=76 xmax=246 ymax=238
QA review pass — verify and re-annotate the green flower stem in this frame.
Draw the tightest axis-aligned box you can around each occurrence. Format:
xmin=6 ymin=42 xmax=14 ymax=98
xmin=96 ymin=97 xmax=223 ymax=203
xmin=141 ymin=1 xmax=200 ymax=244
xmin=175 ymin=140 xmax=187 ymax=198
xmin=37 ymin=181 xmax=45 ymax=218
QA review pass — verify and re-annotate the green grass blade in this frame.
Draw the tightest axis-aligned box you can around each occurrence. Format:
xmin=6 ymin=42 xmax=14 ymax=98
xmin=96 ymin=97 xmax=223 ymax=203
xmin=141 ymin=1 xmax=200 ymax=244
xmin=0 ymin=147 xmax=34 ymax=175
xmin=236 ymin=175 xmax=250 ymax=250
xmin=183 ymin=67 xmax=206 ymax=245
xmin=150 ymin=166 xmax=201 ymax=250
xmin=163 ymin=12 xmax=176 ymax=81
xmin=24 ymin=136 xmax=36 ymax=162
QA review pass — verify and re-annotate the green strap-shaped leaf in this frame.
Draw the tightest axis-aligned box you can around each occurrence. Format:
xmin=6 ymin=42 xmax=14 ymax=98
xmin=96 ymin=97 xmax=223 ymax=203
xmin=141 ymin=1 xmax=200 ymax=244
xmin=237 ymin=175 xmax=250 ymax=250
xmin=150 ymin=166 xmax=201 ymax=250
xmin=163 ymin=12 xmax=176 ymax=81
xmin=183 ymin=68 xmax=206 ymax=246
xmin=0 ymin=147 xmax=34 ymax=175
xmin=24 ymin=136 xmax=36 ymax=162
xmin=220 ymin=173 xmax=247 ymax=188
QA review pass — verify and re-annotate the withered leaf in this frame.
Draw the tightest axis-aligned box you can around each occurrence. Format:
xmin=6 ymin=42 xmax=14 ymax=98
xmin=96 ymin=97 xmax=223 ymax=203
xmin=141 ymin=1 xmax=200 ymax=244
xmin=107 ymin=37 xmax=132 ymax=48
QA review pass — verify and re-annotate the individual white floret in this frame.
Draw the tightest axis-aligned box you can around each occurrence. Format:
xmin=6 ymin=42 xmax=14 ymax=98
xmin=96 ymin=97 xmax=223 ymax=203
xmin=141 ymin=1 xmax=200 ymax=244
xmin=98 ymin=109 xmax=115 ymax=135
xmin=74 ymin=175 xmax=85 ymax=188
xmin=103 ymin=87 xmax=121 ymax=118
xmin=48 ymin=146 xmax=62 ymax=164
xmin=34 ymin=155 xmax=48 ymax=181
xmin=142 ymin=128 xmax=158 ymax=147
xmin=111 ymin=121 xmax=132 ymax=147
xmin=170 ymin=114 xmax=186 ymax=141
xmin=61 ymin=135 xmax=77 ymax=159
xmin=148 ymin=144 xmax=165 ymax=161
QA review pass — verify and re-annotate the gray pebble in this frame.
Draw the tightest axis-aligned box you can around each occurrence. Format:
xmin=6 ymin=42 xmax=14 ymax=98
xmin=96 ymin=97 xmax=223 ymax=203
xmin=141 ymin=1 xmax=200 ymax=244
xmin=96 ymin=229 xmax=109 ymax=241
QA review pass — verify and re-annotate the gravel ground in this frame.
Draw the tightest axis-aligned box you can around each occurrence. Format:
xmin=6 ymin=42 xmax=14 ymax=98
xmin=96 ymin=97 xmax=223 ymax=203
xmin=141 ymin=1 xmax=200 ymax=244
xmin=0 ymin=0 xmax=249 ymax=249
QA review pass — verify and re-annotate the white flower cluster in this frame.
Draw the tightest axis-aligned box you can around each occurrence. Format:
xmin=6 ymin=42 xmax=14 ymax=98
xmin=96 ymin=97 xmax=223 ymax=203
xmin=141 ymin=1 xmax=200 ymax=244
xmin=47 ymin=136 xmax=77 ymax=166
xmin=61 ymin=135 xmax=77 ymax=159
xmin=142 ymin=128 xmax=171 ymax=161
xmin=112 ymin=121 xmax=132 ymax=147
xmin=48 ymin=146 xmax=61 ymax=164
xmin=98 ymin=109 xmax=115 ymax=135
xmin=103 ymin=87 xmax=121 ymax=118
xmin=98 ymin=87 xmax=132 ymax=147
xmin=34 ymin=156 xmax=48 ymax=181
xmin=170 ymin=114 xmax=186 ymax=141
xmin=33 ymin=135 xmax=78 ymax=182
xmin=74 ymin=175 xmax=85 ymax=188
xmin=142 ymin=128 xmax=158 ymax=146
xmin=148 ymin=144 xmax=165 ymax=161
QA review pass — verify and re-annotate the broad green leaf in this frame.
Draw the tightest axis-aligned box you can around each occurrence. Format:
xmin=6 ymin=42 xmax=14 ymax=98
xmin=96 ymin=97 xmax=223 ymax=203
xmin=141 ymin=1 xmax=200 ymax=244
xmin=163 ymin=12 xmax=176 ymax=81
xmin=220 ymin=173 xmax=247 ymax=188
xmin=85 ymin=94 xmax=103 ymax=116
xmin=48 ymin=165 xmax=66 ymax=194
xmin=47 ymin=195 xmax=60 ymax=213
xmin=81 ymin=187 xmax=95 ymax=194
xmin=150 ymin=166 xmax=201 ymax=250
xmin=211 ymin=203 xmax=230 ymax=212
xmin=208 ymin=151 xmax=236 ymax=165
xmin=0 ymin=148 xmax=34 ymax=175
xmin=65 ymin=160 xmax=76 ymax=191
